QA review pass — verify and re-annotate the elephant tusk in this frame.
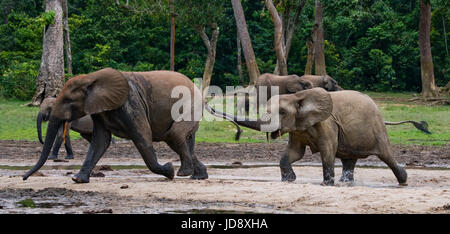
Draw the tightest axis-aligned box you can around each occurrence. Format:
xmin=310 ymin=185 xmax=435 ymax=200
xmin=63 ymin=121 xmax=69 ymax=144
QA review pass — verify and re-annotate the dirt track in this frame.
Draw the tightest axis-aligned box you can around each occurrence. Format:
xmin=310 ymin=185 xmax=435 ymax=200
xmin=0 ymin=140 xmax=449 ymax=214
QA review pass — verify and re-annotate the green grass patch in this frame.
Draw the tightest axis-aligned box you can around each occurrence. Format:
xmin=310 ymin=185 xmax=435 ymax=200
xmin=0 ymin=94 xmax=448 ymax=146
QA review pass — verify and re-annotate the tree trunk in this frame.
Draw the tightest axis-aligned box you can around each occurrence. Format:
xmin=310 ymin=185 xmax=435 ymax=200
xmin=195 ymin=24 xmax=219 ymax=93
xmin=2 ymin=0 xmax=13 ymax=24
xmin=442 ymin=15 xmax=448 ymax=56
xmin=237 ymin=32 xmax=244 ymax=84
xmin=31 ymin=0 xmax=65 ymax=106
xmin=231 ymin=0 xmax=260 ymax=85
xmin=284 ymin=0 xmax=306 ymax=60
xmin=273 ymin=0 xmax=306 ymax=75
xmin=419 ymin=0 xmax=439 ymax=98
xmin=313 ymin=0 xmax=326 ymax=75
xmin=170 ymin=0 xmax=175 ymax=71
xmin=305 ymin=38 xmax=314 ymax=75
xmin=265 ymin=0 xmax=288 ymax=76
xmin=62 ymin=0 xmax=72 ymax=74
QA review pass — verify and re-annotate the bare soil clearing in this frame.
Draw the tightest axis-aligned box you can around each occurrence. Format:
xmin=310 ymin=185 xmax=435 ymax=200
xmin=0 ymin=140 xmax=449 ymax=214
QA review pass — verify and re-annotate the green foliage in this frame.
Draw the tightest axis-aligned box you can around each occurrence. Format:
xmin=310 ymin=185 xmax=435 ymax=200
xmin=41 ymin=10 xmax=55 ymax=25
xmin=0 ymin=0 xmax=448 ymax=99
xmin=17 ymin=199 xmax=36 ymax=208
xmin=0 ymin=60 xmax=39 ymax=100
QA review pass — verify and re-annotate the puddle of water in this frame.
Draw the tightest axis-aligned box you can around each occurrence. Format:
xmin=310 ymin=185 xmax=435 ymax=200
xmin=0 ymin=162 xmax=448 ymax=172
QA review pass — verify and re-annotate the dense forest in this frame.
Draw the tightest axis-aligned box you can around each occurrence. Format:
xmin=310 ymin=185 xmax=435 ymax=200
xmin=0 ymin=0 xmax=448 ymax=100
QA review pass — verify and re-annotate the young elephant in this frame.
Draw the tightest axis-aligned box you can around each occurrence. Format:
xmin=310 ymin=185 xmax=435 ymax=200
xmin=37 ymin=97 xmax=94 ymax=159
xmin=24 ymin=68 xmax=215 ymax=183
xmin=298 ymin=74 xmax=343 ymax=91
xmin=236 ymin=73 xmax=313 ymax=115
xmin=210 ymin=88 xmax=408 ymax=186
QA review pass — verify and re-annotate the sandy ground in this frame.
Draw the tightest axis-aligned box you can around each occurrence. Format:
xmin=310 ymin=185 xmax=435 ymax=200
xmin=0 ymin=140 xmax=449 ymax=214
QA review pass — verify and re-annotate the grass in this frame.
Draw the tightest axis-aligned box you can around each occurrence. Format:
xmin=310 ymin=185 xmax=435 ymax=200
xmin=0 ymin=93 xmax=448 ymax=146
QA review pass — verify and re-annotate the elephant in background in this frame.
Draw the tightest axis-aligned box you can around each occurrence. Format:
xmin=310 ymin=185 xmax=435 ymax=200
xmin=25 ymin=68 xmax=240 ymax=183
xmin=298 ymin=74 xmax=343 ymax=91
xmin=209 ymin=88 xmax=408 ymax=186
xmin=236 ymin=73 xmax=313 ymax=116
xmin=37 ymin=97 xmax=94 ymax=160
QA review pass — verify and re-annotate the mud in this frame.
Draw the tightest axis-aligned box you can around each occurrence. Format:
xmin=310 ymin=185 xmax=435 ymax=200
xmin=0 ymin=140 xmax=449 ymax=167
xmin=0 ymin=140 xmax=449 ymax=214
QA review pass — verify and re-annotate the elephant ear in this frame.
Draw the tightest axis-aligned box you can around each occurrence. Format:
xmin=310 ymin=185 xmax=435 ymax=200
xmin=293 ymin=88 xmax=333 ymax=131
xmin=83 ymin=68 xmax=130 ymax=115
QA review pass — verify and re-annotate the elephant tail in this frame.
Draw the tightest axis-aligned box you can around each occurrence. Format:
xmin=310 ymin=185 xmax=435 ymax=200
xmin=384 ymin=120 xmax=431 ymax=134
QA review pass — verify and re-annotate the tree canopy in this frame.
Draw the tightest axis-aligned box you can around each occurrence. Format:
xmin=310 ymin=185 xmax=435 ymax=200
xmin=0 ymin=0 xmax=448 ymax=100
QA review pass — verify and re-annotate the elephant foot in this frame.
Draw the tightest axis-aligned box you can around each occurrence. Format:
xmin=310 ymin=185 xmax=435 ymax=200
xmin=339 ymin=176 xmax=354 ymax=183
xmin=280 ymin=167 xmax=296 ymax=182
xmin=72 ymin=173 xmax=90 ymax=183
xmin=48 ymin=154 xmax=57 ymax=160
xmin=190 ymin=173 xmax=208 ymax=180
xmin=320 ymin=179 xmax=334 ymax=186
xmin=395 ymin=167 xmax=408 ymax=185
xmin=161 ymin=162 xmax=175 ymax=180
xmin=65 ymin=155 xmax=74 ymax=160
xmin=176 ymin=165 xmax=194 ymax=177
xmin=336 ymin=181 xmax=354 ymax=187
xmin=190 ymin=163 xmax=208 ymax=180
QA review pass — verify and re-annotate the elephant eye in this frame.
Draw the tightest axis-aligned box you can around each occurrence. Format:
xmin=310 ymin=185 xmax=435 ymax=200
xmin=279 ymin=109 xmax=286 ymax=115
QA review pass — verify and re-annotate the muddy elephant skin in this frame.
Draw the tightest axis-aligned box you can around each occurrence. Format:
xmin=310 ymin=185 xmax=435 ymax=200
xmin=25 ymin=68 xmax=210 ymax=183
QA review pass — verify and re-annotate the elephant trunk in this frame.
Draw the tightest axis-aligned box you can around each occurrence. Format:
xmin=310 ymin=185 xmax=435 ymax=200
xmin=204 ymin=103 xmax=243 ymax=140
xmin=24 ymin=118 xmax=63 ymax=180
xmin=37 ymin=112 xmax=44 ymax=144
xmin=205 ymin=103 xmax=269 ymax=133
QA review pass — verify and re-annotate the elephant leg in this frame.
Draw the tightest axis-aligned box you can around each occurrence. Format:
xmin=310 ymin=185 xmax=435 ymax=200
xmin=319 ymin=142 xmax=337 ymax=186
xmin=166 ymin=139 xmax=194 ymax=177
xmin=64 ymin=133 xmax=74 ymax=159
xmin=80 ymin=133 xmax=92 ymax=143
xmin=188 ymin=133 xmax=207 ymax=180
xmin=72 ymin=116 xmax=111 ymax=183
xmin=49 ymin=126 xmax=64 ymax=160
xmin=118 ymin=110 xmax=174 ymax=180
xmin=279 ymin=134 xmax=306 ymax=182
xmin=320 ymin=152 xmax=336 ymax=186
xmin=339 ymin=158 xmax=357 ymax=183
xmin=377 ymin=146 xmax=407 ymax=186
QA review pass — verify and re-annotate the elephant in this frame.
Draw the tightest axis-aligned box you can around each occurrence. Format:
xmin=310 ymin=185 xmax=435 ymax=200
xmin=236 ymin=73 xmax=313 ymax=116
xmin=298 ymin=74 xmax=343 ymax=91
xmin=37 ymin=97 xmax=94 ymax=160
xmin=208 ymin=88 xmax=408 ymax=186
xmin=24 ymin=68 xmax=241 ymax=183
xmin=236 ymin=73 xmax=430 ymax=134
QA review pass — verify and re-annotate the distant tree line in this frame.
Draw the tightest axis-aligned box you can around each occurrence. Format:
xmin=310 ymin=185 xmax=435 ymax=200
xmin=0 ymin=0 xmax=448 ymax=100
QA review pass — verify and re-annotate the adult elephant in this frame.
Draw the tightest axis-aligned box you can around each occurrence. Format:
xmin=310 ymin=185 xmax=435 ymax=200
xmin=209 ymin=88 xmax=408 ymax=186
xmin=236 ymin=73 xmax=430 ymax=134
xmin=24 ymin=68 xmax=240 ymax=183
xmin=37 ymin=97 xmax=94 ymax=159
